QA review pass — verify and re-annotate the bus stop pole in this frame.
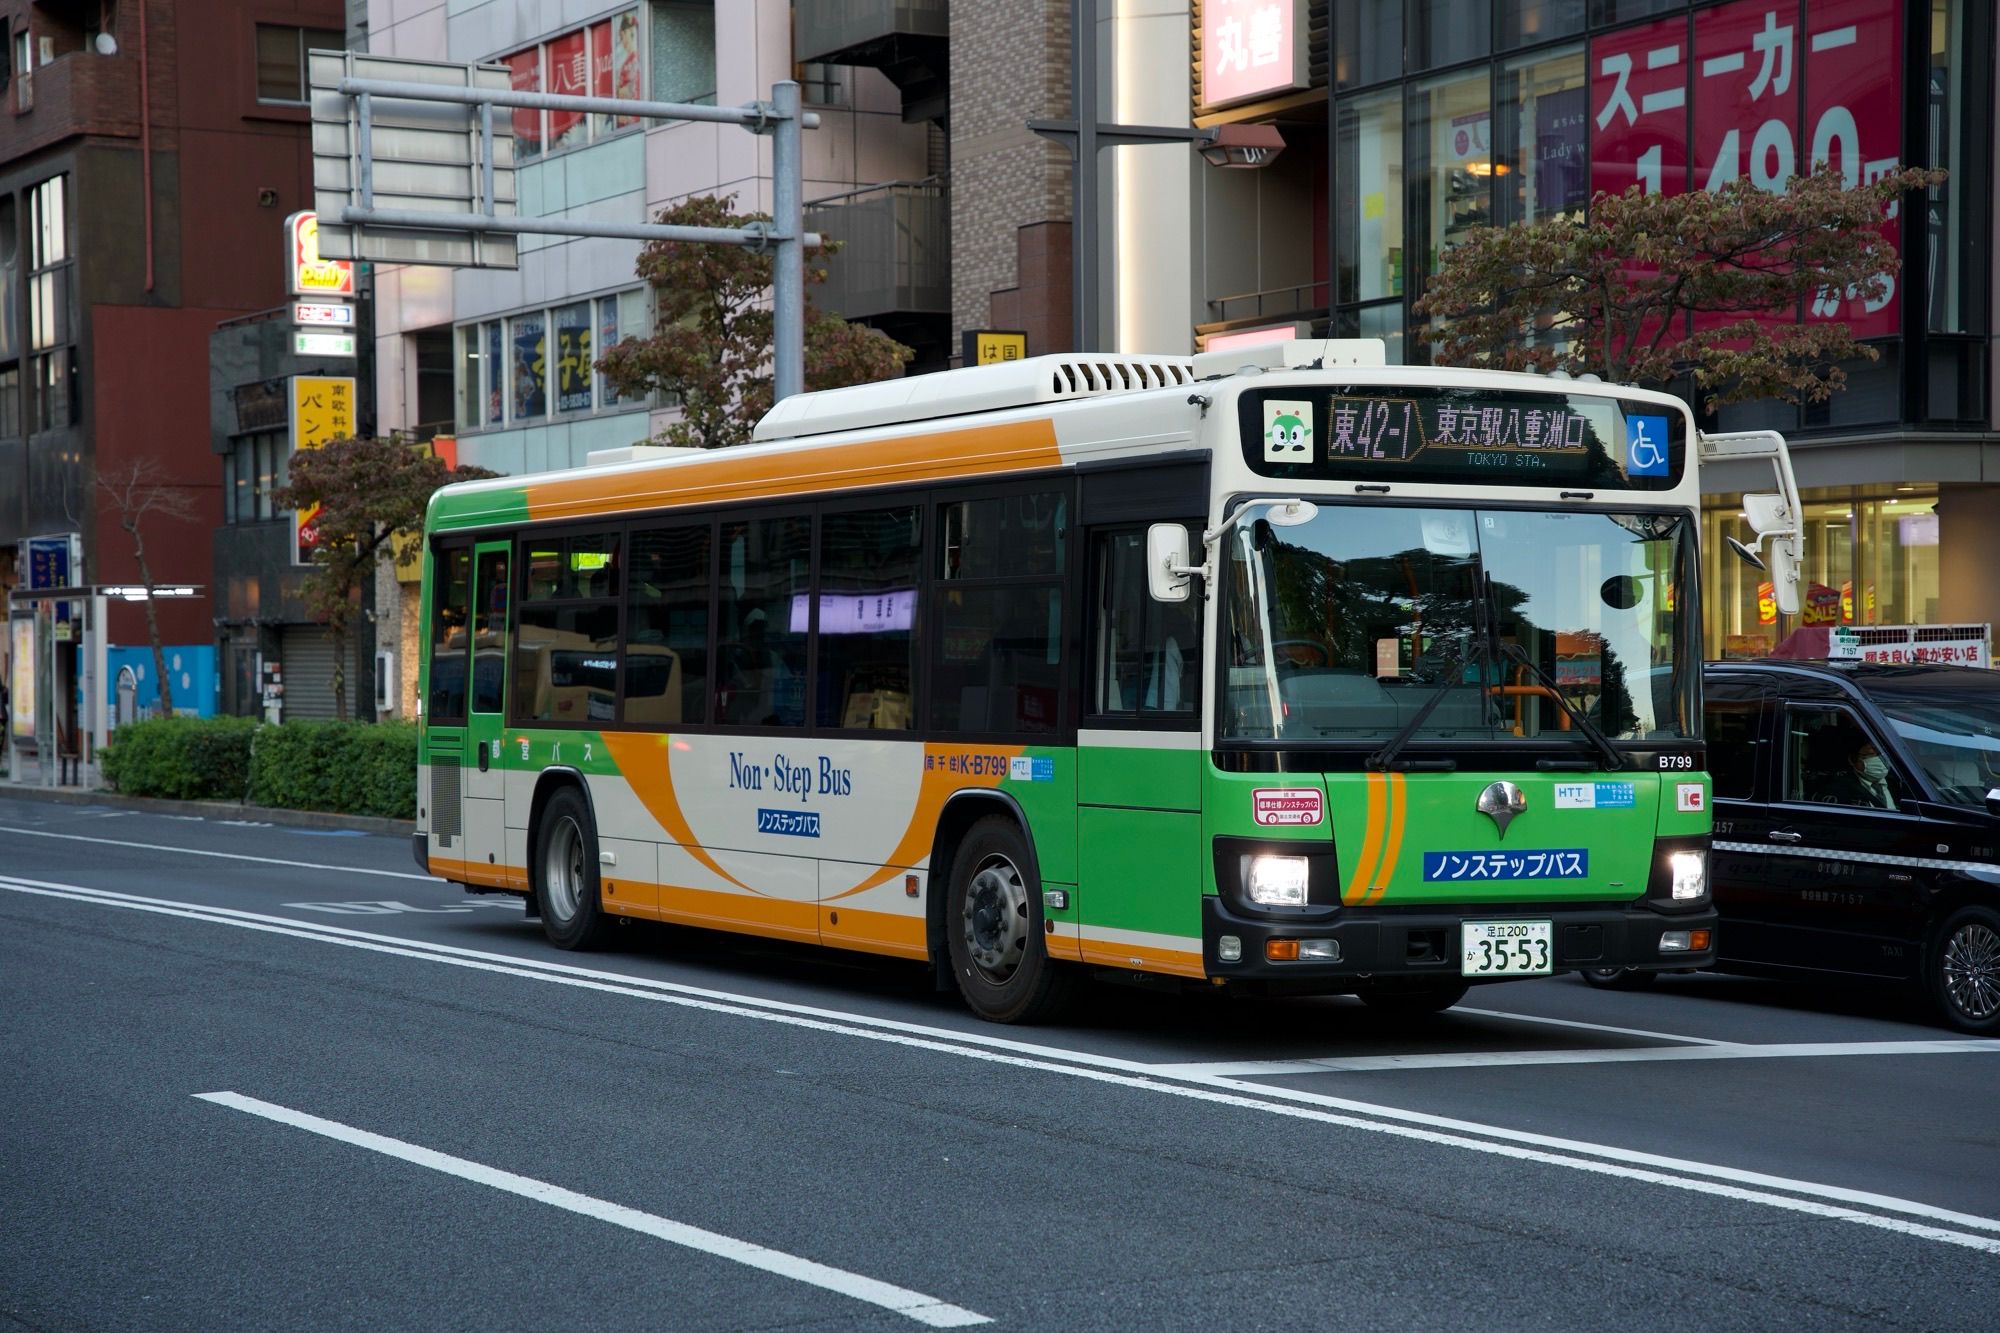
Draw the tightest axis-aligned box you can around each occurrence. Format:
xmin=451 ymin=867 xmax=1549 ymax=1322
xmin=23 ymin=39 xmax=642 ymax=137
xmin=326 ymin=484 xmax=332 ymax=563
xmin=771 ymin=80 xmax=804 ymax=404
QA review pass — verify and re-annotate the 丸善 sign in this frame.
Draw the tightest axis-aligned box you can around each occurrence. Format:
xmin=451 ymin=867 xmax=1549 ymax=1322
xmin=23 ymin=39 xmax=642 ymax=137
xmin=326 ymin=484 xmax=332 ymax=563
xmin=291 ymin=376 xmax=357 ymax=564
xmin=1199 ymin=0 xmax=1307 ymax=109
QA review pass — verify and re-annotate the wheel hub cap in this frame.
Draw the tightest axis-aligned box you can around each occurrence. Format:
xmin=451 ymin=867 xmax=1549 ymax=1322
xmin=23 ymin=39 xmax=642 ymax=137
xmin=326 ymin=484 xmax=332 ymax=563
xmin=1942 ymin=922 xmax=2000 ymax=1022
xmin=962 ymin=856 xmax=1028 ymax=981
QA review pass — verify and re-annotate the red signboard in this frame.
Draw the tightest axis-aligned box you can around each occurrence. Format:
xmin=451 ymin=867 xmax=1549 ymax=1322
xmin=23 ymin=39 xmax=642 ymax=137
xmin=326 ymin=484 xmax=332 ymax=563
xmin=1802 ymin=0 xmax=1903 ymax=338
xmin=507 ymin=49 xmax=541 ymax=158
xmin=547 ymin=30 xmax=588 ymax=152
xmin=1200 ymin=0 xmax=1306 ymax=109
xmin=1590 ymin=15 xmax=1688 ymax=200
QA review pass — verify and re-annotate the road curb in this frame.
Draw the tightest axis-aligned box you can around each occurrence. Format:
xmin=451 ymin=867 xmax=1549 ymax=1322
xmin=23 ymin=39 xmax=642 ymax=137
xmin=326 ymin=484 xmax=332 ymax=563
xmin=0 ymin=781 xmax=415 ymax=837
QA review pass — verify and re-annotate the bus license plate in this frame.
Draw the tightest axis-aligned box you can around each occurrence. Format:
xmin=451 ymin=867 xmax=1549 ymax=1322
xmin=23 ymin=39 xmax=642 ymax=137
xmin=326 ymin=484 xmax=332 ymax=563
xmin=1460 ymin=920 xmax=1554 ymax=977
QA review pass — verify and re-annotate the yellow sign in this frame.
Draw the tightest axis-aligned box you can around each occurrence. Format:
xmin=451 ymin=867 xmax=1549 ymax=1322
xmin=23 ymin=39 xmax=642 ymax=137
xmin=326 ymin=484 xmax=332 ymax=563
xmin=287 ymin=211 xmax=355 ymax=298
xmin=967 ymin=330 xmax=1027 ymax=365
xmin=292 ymin=375 xmax=357 ymax=563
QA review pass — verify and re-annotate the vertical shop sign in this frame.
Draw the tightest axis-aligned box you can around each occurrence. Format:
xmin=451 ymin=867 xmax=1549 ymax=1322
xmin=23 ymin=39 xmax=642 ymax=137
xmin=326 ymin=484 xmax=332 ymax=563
xmin=1536 ymin=86 xmax=1590 ymax=214
xmin=292 ymin=376 xmax=357 ymax=564
xmin=1802 ymin=0 xmax=1903 ymax=339
xmin=1590 ymin=16 xmax=1689 ymax=200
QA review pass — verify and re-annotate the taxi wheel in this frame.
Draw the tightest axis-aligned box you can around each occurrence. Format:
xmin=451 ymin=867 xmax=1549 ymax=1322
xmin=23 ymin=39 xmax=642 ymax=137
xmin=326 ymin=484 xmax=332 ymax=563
xmin=1579 ymin=966 xmax=1658 ymax=991
xmin=1926 ymin=906 xmax=2000 ymax=1035
xmin=535 ymin=786 xmax=614 ymax=951
xmin=946 ymin=817 xmax=1077 ymax=1025
xmin=1356 ymin=978 xmax=1470 ymax=1014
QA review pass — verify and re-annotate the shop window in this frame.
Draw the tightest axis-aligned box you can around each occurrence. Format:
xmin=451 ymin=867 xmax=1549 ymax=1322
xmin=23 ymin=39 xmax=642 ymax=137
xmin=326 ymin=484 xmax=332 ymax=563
xmin=509 ymin=311 xmax=546 ymax=420
xmin=1334 ymin=0 xmax=1403 ymax=91
xmin=1501 ymin=0 xmax=1585 ymax=49
xmin=1588 ymin=0 xmax=1681 ymax=24
xmin=256 ymin=25 xmax=344 ymax=103
xmin=1408 ymin=68 xmax=1491 ymax=293
xmin=552 ymin=302 xmax=593 ymax=414
xmin=1408 ymin=0 xmax=1488 ymax=72
xmin=1927 ymin=0 xmax=1989 ymax=336
xmin=817 ymin=506 xmax=920 ymax=730
xmin=1497 ymin=46 xmax=1586 ymax=227
xmin=1334 ymin=86 xmax=1404 ymax=305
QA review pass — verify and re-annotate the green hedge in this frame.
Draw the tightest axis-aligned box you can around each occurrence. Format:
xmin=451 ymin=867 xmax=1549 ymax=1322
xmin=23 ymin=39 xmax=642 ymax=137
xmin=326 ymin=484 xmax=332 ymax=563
xmin=248 ymin=720 xmax=418 ymax=820
xmin=100 ymin=716 xmax=258 ymax=801
xmin=103 ymin=717 xmax=416 ymax=820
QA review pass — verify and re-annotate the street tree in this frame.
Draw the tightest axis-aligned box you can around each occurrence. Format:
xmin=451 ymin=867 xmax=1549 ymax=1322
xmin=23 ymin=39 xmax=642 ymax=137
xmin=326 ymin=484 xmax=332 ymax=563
xmin=276 ymin=437 xmax=495 ymax=721
xmin=596 ymin=193 xmax=913 ymax=449
xmin=1414 ymin=164 xmax=1946 ymax=408
xmin=95 ymin=459 xmax=201 ymax=719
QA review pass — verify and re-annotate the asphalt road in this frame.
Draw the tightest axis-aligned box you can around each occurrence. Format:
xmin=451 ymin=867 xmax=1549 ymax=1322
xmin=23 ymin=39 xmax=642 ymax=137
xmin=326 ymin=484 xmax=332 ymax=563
xmin=3 ymin=794 xmax=1996 ymax=1329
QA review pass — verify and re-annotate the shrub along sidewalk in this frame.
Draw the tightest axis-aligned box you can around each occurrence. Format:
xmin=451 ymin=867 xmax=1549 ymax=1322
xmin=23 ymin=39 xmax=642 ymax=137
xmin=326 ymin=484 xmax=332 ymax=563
xmin=100 ymin=717 xmax=417 ymax=821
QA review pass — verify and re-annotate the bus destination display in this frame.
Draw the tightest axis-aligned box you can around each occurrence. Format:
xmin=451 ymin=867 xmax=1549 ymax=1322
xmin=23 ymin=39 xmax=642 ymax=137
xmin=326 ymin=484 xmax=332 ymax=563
xmin=1240 ymin=387 xmax=1682 ymax=489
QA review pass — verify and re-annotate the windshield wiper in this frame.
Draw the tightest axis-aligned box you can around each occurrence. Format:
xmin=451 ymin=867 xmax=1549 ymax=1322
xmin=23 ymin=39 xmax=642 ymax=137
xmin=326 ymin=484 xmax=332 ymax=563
xmin=1368 ymin=635 xmax=1493 ymax=772
xmin=1502 ymin=643 xmax=1626 ymax=772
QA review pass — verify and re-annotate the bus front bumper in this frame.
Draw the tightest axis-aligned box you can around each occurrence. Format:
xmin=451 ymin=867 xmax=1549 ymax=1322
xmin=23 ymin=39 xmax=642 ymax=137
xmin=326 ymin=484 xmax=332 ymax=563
xmin=1200 ymin=896 xmax=1717 ymax=983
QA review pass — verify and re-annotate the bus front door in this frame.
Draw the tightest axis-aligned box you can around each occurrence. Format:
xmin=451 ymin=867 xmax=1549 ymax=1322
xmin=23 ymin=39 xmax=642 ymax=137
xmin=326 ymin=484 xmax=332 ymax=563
xmin=464 ymin=541 xmax=514 ymax=887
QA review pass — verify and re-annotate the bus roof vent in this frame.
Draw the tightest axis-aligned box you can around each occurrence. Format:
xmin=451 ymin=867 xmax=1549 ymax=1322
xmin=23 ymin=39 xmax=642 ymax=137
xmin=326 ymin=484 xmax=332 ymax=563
xmin=752 ymin=353 xmax=1198 ymax=441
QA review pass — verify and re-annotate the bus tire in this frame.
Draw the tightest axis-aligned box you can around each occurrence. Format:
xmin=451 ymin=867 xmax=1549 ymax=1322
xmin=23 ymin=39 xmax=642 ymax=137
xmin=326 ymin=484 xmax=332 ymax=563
xmin=946 ymin=816 xmax=1076 ymax=1025
xmin=1355 ymin=978 xmax=1469 ymax=1014
xmin=1926 ymin=905 xmax=2000 ymax=1034
xmin=534 ymin=786 xmax=614 ymax=951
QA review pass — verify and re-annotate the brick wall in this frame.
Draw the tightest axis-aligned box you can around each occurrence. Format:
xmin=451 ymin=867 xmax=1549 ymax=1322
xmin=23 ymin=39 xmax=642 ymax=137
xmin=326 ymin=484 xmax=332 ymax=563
xmin=948 ymin=0 xmax=1074 ymax=357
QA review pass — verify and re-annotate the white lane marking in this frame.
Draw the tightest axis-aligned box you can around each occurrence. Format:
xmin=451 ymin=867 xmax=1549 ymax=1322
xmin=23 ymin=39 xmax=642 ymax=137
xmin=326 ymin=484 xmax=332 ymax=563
xmin=0 ymin=824 xmax=437 ymax=881
xmin=12 ymin=877 xmax=2000 ymax=1252
xmin=1148 ymin=1039 xmax=2000 ymax=1077
xmin=1455 ymin=1006 xmax=1734 ymax=1046
xmin=196 ymin=1092 xmax=988 ymax=1328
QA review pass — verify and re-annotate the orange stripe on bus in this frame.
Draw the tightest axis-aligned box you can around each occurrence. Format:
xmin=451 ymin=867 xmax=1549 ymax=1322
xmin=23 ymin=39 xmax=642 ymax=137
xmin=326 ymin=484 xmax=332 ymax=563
xmin=819 ymin=905 xmax=928 ymax=960
xmin=522 ymin=419 xmax=1063 ymax=523
xmin=1077 ymin=937 xmax=1206 ymax=978
xmin=820 ymin=742 xmax=1022 ymax=902
xmin=1343 ymin=773 xmax=1386 ymax=904
xmin=461 ymin=862 xmax=528 ymax=890
xmin=655 ymin=881 xmax=818 ymax=942
xmin=600 ymin=733 xmax=759 ymax=894
xmin=1367 ymin=773 xmax=1408 ymax=906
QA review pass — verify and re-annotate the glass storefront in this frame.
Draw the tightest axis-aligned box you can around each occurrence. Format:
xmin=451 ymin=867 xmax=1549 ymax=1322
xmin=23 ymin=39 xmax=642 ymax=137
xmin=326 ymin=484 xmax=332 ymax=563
xmin=1701 ymin=487 xmax=1943 ymax=659
xmin=1322 ymin=0 xmax=1993 ymax=430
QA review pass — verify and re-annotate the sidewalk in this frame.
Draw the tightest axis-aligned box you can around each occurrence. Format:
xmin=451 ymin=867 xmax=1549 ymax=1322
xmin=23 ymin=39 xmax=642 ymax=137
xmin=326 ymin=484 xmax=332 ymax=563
xmin=0 ymin=778 xmax=415 ymax=837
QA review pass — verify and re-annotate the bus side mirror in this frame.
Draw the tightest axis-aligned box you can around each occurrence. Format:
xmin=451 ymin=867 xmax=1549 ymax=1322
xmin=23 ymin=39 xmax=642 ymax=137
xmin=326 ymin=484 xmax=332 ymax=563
xmin=1743 ymin=491 xmax=1801 ymax=616
xmin=1147 ymin=523 xmax=1193 ymax=603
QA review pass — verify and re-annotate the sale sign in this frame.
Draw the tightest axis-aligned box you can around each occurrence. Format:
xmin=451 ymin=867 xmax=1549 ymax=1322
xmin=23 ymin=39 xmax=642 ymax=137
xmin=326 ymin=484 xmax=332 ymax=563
xmin=1802 ymin=0 xmax=1903 ymax=338
xmin=1590 ymin=15 xmax=1688 ymax=201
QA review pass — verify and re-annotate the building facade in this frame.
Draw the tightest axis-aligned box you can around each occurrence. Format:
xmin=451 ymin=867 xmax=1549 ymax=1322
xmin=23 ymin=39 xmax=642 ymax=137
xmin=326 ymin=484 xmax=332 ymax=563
xmin=0 ymin=0 xmax=345 ymax=763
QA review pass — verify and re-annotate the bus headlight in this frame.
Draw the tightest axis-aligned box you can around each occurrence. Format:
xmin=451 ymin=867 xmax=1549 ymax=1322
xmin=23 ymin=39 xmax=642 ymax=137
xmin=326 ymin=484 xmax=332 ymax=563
xmin=1247 ymin=855 xmax=1311 ymax=907
xmin=1669 ymin=850 xmax=1706 ymax=901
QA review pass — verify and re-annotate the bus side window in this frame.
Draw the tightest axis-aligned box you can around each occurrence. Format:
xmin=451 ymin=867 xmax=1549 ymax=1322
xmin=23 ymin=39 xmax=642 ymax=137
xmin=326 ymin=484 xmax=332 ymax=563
xmin=716 ymin=514 xmax=810 ymax=727
xmin=933 ymin=489 xmax=1069 ymax=735
xmin=626 ymin=524 xmax=711 ymax=725
xmin=513 ymin=532 xmax=622 ymax=725
xmin=817 ymin=505 xmax=919 ymax=730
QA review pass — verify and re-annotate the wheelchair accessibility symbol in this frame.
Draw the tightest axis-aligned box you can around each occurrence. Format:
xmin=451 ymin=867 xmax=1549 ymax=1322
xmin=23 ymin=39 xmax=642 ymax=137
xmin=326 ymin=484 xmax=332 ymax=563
xmin=1626 ymin=414 xmax=1669 ymax=477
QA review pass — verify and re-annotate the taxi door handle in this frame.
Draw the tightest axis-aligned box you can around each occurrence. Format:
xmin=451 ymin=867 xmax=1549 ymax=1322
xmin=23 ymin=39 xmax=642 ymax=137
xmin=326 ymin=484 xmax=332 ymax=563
xmin=477 ymin=740 xmax=490 ymax=772
xmin=1768 ymin=830 xmax=1802 ymax=844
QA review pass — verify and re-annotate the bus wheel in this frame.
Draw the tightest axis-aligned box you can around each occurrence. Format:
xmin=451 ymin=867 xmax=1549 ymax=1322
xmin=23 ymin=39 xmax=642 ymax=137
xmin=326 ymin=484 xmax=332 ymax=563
xmin=946 ymin=817 xmax=1076 ymax=1024
xmin=1579 ymin=966 xmax=1658 ymax=991
xmin=534 ymin=786 xmax=613 ymax=951
xmin=1356 ymin=978 xmax=1469 ymax=1014
xmin=1927 ymin=906 xmax=2000 ymax=1034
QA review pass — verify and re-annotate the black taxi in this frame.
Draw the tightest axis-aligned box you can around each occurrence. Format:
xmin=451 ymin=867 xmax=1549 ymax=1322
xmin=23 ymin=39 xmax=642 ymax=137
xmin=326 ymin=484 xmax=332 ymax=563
xmin=1589 ymin=658 xmax=2000 ymax=1033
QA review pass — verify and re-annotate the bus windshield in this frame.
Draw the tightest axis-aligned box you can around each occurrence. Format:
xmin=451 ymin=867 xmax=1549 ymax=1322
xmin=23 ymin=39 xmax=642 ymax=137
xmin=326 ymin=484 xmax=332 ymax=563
xmin=1222 ymin=503 xmax=1695 ymax=746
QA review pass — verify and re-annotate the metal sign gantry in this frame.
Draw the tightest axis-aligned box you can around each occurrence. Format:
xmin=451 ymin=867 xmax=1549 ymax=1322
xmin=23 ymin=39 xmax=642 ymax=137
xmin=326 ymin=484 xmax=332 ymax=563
xmin=310 ymin=51 xmax=821 ymax=401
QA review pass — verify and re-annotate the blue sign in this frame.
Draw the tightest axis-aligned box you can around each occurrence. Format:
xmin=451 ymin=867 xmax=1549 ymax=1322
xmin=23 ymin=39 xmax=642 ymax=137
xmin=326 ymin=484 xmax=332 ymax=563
xmin=757 ymin=808 xmax=821 ymax=838
xmin=1423 ymin=850 xmax=1588 ymax=881
xmin=26 ymin=536 xmax=69 ymax=590
xmin=1626 ymin=414 xmax=1670 ymax=477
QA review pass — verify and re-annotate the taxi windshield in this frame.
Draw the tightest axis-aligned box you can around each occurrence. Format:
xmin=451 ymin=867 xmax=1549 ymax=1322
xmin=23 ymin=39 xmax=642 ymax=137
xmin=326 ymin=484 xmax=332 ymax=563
xmin=1866 ymin=675 xmax=2000 ymax=809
